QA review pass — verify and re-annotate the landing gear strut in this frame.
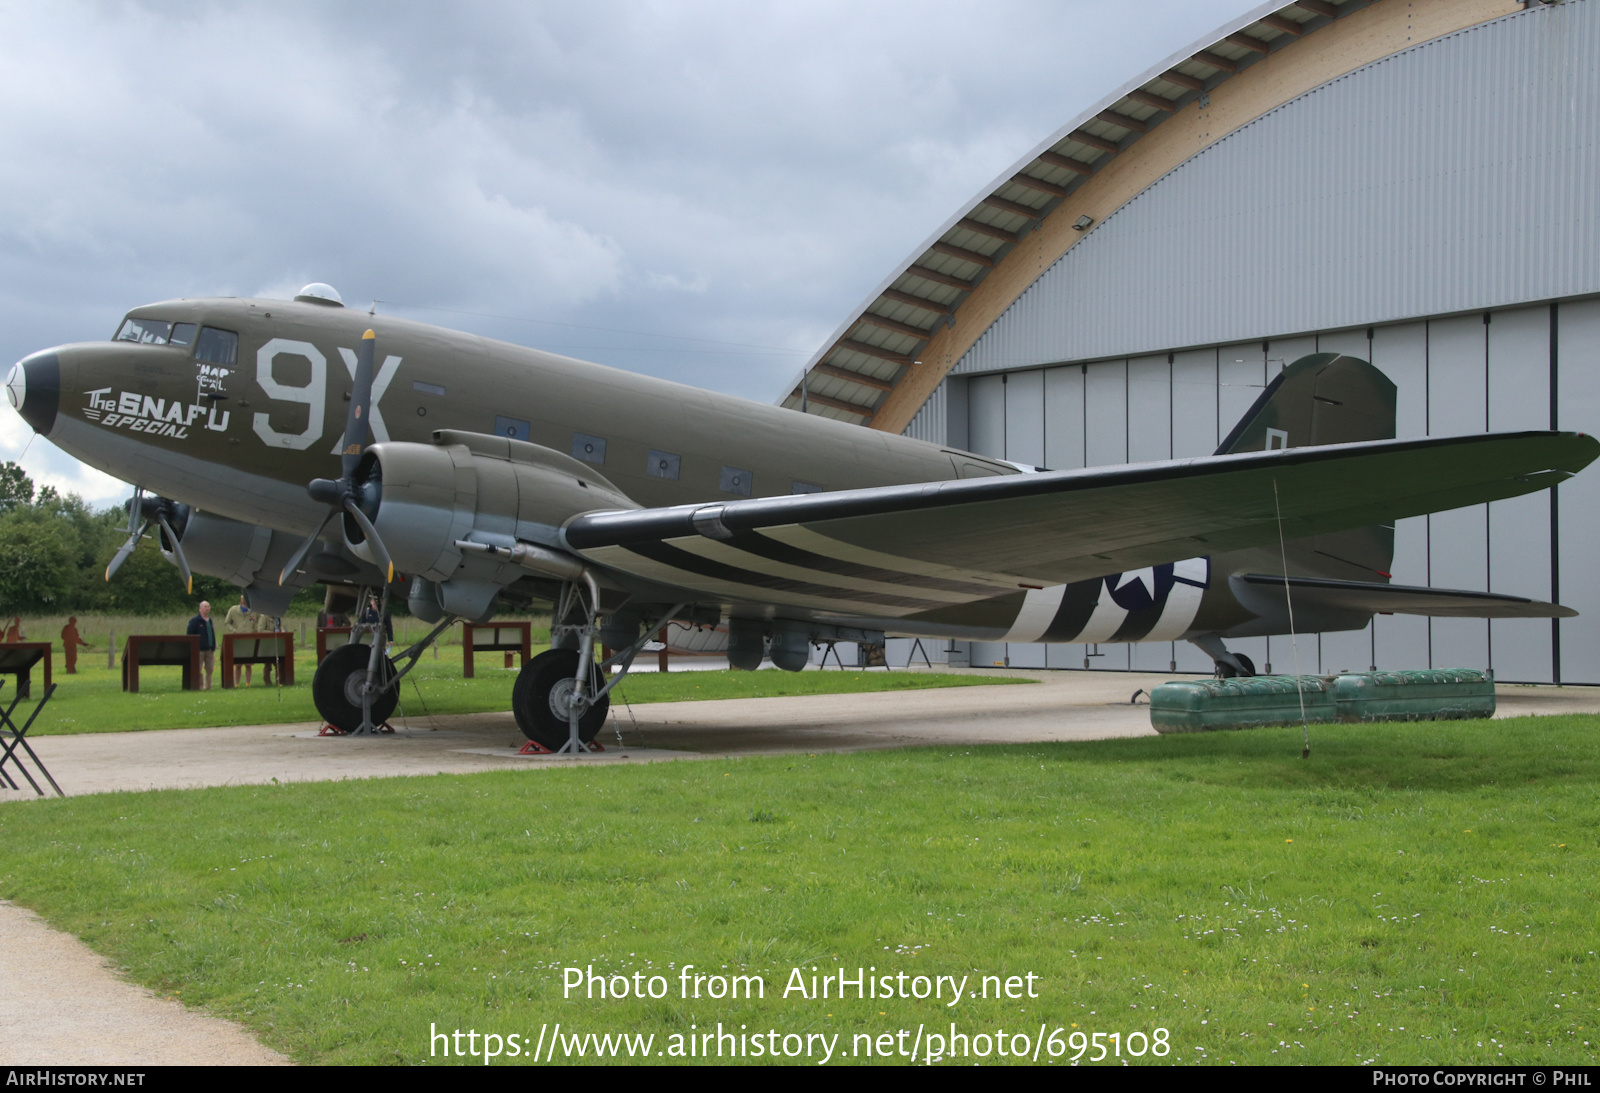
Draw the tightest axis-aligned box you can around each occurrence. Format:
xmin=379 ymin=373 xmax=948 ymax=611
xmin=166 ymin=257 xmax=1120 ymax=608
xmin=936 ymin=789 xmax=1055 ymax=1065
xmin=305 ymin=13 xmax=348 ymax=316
xmin=511 ymin=574 xmax=682 ymax=754
xmin=310 ymin=585 xmax=455 ymax=734
xmin=1189 ymin=634 xmax=1257 ymax=679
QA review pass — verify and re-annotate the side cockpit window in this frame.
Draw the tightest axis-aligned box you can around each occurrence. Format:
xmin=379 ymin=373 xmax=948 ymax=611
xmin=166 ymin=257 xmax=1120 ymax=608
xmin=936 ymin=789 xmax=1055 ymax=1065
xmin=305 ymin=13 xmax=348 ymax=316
xmin=194 ymin=326 xmax=238 ymax=367
xmin=170 ymin=323 xmax=197 ymax=347
xmin=114 ymin=317 xmax=173 ymax=344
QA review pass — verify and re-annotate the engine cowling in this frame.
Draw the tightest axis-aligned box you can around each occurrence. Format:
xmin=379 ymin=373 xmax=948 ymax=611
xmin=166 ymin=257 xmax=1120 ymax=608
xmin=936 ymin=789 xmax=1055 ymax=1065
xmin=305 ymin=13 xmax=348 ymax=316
xmin=349 ymin=432 xmax=638 ymax=583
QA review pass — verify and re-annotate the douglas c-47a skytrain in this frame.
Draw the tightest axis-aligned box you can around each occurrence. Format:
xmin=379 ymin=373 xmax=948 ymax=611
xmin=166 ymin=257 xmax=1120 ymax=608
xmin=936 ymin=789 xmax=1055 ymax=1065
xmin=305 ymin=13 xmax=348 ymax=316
xmin=6 ymin=283 xmax=1593 ymax=746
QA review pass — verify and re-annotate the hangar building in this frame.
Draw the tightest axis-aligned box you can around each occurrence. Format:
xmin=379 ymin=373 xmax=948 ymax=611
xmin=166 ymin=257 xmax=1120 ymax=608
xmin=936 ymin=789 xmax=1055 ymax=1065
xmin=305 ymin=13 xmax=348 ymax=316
xmin=784 ymin=0 xmax=1600 ymax=683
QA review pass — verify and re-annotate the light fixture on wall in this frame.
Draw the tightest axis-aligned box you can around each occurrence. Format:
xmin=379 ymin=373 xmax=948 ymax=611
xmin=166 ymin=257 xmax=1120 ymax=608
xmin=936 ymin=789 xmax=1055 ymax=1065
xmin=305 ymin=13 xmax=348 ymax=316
xmin=1072 ymin=214 xmax=1094 ymax=231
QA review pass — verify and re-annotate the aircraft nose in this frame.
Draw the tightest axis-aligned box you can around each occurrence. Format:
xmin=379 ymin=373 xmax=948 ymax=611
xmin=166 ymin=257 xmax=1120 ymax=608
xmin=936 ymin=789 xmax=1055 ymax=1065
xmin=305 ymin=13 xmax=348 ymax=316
xmin=6 ymin=351 xmax=60 ymax=436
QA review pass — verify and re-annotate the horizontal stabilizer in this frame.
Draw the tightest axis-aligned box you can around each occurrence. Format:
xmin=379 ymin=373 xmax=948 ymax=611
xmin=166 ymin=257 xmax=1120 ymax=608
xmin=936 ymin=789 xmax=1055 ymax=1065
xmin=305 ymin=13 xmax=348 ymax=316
xmin=1234 ymin=573 xmax=1576 ymax=619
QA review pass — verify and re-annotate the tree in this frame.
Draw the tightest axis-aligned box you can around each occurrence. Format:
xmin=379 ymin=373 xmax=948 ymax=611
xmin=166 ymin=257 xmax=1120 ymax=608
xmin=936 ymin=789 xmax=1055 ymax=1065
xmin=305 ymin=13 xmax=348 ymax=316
xmin=0 ymin=514 xmax=75 ymax=613
xmin=0 ymin=462 xmax=33 ymax=513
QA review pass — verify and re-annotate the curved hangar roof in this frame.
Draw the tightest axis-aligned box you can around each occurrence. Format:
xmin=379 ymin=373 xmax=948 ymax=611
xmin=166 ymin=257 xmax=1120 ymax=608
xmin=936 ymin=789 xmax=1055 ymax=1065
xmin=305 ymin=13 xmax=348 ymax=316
xmin=781 ymin=0 xmax=1525 ymax=434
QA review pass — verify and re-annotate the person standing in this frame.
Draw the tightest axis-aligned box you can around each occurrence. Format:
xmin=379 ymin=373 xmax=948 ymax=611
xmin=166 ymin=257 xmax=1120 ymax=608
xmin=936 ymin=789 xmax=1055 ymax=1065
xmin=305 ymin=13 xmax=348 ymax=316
xmin=60 ymin=617 xmax=93 ymax=674
xmin=224 ymin=595 xmax=254 ymax=686
xmin=187 ymin=601 xmax=216 ymax=690
xmin=3 ymin=617 xmax=22 ymax=642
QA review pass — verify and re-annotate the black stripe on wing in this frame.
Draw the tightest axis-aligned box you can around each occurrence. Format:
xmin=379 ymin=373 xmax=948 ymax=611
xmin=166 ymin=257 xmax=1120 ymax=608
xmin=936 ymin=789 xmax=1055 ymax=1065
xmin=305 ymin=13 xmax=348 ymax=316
xmin=726 ymin=531 xmax=1000 ymax=597
xmin=622 ymin=540 xmax=950 ymax=611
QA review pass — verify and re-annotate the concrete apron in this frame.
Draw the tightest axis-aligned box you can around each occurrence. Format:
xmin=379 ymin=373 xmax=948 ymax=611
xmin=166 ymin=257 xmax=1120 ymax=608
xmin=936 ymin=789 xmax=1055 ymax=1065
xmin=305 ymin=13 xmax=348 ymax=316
xmin=3 ymin=672 xmax=1596 ymax=801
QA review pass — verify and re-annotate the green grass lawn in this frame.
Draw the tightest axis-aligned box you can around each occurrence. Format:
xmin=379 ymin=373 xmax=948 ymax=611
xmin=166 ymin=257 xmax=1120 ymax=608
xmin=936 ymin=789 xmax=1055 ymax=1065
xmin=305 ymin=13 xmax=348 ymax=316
xmin=25 ymin=648 xmax=1027 ymax=736
xmin=1 ymin=714 xmax=1596 ymax=1065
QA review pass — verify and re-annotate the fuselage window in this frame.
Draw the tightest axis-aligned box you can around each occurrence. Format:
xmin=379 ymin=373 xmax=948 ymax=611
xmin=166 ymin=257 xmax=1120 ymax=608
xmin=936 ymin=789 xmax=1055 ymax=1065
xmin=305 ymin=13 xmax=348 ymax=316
xmin=195 ymin=326 xmax=239 ymax=367
xmin=572 ymin=433 xmax=607 ymax=464
xmin=114 ymin=317 xmax=172 ymax=344
xmin=647 ymin=449 xmax=681 ymax=480
xmin=170 ymin=323 xmax=198 ymax=347
xmin=720 ymin=466 xmax=752 ymax=496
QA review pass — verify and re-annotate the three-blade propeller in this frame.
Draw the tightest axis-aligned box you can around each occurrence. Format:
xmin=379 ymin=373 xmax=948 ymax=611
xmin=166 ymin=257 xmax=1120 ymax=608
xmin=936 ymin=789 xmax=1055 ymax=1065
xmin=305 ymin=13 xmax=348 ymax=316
xmin=278 ymin=329 xmax=395 ymax=586
xmin=106 ymin=487 xmax=194 ymax=593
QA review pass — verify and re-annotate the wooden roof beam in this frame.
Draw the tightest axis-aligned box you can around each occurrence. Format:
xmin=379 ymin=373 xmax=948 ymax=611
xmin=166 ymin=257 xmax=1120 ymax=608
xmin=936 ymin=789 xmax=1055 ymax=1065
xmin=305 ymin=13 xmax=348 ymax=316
xmin=1258 ymin=13 xmax=1306 ymax=36
xmin=1068 ymin=130 xmax=1120 ymax=154
xmin=835 ymin=339 xmax=916 ymax=367
xmin=979 ymin=194 xmax=1047 ymax=220
xmin=811 ymin=362 xmax=894 ymax=392
xmin=1097 ymin=110 xmax=1148 ymax=134
xmin=954 ymin=217 xmax=1019 ymax=243
xmin=1009 ymin=173 xmax=1069 ymax=198
xmin=1292 ymin=0 xmax=1340 ymax=18
xmin=1038 ymin=150 xmax=1094 ymax=175
xmin=1193 ymin=50 xmax=1239 ymax=73
xmin=880 ymin=288 xmax=953 ymax=314
xmin=793 ymin=389 xmax=875 ymax=417
xmin=903 ymin=265 xmax=975 ymax=292
xmin=1126 ymin=89 xmax=1178 ymax=112
xmin=1226 ymin=32 xmax=1271 ymax=54
xmin=1159 ymin=69 xmax=1205 ymax=92
xmin=928 ymin=241 xmax=996 ymax=269
xmin=854 ymin=311 xmax=935 ymax=340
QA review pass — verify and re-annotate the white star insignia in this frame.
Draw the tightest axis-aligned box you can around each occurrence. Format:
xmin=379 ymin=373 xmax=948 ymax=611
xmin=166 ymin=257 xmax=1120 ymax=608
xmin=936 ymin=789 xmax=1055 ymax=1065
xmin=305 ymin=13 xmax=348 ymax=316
xmin=1114 ymin=567 xmax=1155 ymax=596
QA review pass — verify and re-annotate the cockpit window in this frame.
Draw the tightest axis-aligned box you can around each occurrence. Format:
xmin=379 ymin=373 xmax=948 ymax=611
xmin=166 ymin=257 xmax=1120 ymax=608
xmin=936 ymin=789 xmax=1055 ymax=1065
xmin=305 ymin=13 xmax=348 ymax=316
xmin=194 ymin=326 xmax=238 ymax=367
xmin=114 ymin=317 xmax=173 ymax=344
xmin=170 ymin=322 xmax=198 ymax=347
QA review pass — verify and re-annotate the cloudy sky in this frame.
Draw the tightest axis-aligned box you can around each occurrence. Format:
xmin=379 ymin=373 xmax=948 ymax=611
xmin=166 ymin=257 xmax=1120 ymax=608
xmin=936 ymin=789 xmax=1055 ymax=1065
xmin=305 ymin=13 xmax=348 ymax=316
xmin=0 ymin=0 xmax=1252 ymax=507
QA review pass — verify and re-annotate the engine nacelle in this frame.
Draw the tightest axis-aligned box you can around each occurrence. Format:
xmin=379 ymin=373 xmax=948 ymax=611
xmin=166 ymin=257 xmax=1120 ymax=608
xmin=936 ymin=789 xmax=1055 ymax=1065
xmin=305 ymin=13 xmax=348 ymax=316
xmin=167 ymin=509 xmax=320 ymax=616
xmin=354 ymin=431 xmax=638 ymax=583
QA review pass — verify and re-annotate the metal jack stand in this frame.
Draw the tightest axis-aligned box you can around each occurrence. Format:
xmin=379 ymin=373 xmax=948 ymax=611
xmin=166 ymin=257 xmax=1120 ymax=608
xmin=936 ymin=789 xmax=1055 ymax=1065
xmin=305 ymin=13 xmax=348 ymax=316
xmin=0 ymin=679 xmax=63 ymax=798
xmin=906 ymin=638 xmax=933 ymax=669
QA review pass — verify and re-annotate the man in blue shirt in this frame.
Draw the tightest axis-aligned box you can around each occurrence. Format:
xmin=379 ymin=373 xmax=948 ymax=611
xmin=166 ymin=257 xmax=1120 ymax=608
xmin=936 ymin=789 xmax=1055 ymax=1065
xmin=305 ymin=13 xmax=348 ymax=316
xmin=186 ymin=600 xmax=216 ymax=690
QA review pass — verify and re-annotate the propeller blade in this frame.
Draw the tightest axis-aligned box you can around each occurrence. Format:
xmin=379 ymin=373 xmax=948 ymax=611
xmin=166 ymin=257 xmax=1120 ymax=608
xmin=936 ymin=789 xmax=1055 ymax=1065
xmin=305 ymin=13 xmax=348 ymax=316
xmin=341 ymin=498 xmax=394 ymax=584
xmin=340 ymin=329 xmax=377 ymax=479
xmin=154 ymin=512 xmax=193 ymax=595
xmin=278 ymin=508 xmax=339 ymax=586
xmin=122 ymin=486 xmax=144 ymax=536
xmin=104 ymin=521 xmax=146 ymax=581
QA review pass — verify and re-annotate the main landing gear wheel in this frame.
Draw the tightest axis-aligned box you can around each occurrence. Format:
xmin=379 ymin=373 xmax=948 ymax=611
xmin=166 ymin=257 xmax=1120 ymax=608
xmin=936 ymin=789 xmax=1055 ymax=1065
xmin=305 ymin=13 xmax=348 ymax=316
xmin=1215 ymin=653 xmax=1257 ymax=679
xmin=312 ymin=643 xmax=399 ymax=733
xmin=512 ymin=648 xmax=609 ymax=749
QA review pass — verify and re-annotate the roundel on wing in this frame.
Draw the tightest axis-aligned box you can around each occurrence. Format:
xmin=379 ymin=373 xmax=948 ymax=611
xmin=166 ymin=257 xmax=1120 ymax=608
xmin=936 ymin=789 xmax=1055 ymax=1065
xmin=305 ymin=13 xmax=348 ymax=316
xmin=1104 ymin=563 xmax=1177 ymax=613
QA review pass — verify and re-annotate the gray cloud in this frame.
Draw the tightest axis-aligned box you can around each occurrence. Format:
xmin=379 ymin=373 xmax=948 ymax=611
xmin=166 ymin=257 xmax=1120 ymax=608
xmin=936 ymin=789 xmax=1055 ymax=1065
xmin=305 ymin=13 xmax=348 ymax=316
xmin=0 ymin=0 xmax=1250 ymax=504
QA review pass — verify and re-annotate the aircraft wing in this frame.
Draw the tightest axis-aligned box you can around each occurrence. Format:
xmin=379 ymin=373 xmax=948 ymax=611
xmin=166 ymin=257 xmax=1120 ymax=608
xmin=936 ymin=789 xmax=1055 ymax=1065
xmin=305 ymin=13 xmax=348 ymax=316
xmin=562 ymin=431 xmax=1597 ymax=611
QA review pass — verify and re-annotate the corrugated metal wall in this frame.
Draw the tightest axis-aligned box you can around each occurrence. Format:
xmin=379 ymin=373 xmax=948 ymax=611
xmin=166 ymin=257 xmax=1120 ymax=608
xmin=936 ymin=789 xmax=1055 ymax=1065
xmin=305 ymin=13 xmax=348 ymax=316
xmin=952 ymin=2 xmax=1600 ymax=376
xmin=953 ymin=299 xmax=1600 ymax=683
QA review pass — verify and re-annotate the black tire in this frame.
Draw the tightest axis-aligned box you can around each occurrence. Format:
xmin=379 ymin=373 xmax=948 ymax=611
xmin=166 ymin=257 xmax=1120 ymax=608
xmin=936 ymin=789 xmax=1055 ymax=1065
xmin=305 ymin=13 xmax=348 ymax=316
xmin=1214 ymin=653 xmax=1258 ymax=679
xmin=512 ymin=648 xmax=609 ymax=748
xmin=312 ymin=642 xmax=398 ymax=732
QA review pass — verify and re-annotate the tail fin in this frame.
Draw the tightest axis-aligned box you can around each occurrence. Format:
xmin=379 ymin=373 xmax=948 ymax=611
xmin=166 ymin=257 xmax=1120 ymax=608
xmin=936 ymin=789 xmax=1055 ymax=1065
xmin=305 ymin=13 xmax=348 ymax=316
xmin=1219 ymin=353 xmax=1398 ymax=581
xmin=1216 ymin=352 xmax=1396 ymax=455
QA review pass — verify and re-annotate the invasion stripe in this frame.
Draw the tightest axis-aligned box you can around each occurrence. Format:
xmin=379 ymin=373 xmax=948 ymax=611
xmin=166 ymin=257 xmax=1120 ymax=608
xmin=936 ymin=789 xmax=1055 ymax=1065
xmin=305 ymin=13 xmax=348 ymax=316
xmin=1041 ymin=580 xmax=1105 ymax=641
xmin=673 ymin=535 xmax=975 ymax=605
xmin=726 ymin=531 xmax=1002 ymax=597
xmin=620 ymin=540 xmax=949 ymax=611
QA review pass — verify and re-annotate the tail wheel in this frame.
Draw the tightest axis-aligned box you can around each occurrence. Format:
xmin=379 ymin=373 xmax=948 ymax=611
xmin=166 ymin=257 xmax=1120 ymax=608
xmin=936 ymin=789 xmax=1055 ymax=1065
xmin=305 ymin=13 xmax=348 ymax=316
xmin=1213 ymin=653 xmax=1258 ymax=679
xmin=312 ymin=642 xmax=399 ymax=732
xmin=512 ymin=648 xmax=609 ymax=748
